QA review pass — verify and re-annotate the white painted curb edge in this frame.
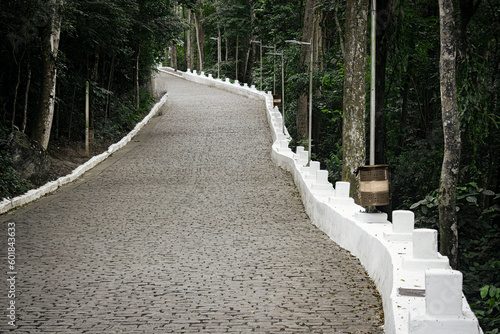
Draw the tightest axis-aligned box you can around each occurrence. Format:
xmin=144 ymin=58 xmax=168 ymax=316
xmin=0 ymin=92 xmax=169 ymax=215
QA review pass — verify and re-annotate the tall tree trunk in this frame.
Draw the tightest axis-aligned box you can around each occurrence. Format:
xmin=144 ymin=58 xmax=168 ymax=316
xmin=218 ymin=27 xmax=222 ymax=76
xmin=170 ymin=41 xmax=178 ymax=70
xmin=135 ymin=45 xmax=141 ymax=109
xmin=68 ymin=85 xmax=76 ymax=141
xmin=105 ymin=55 xmax=115 ymax=124
xmin=225 ymin=37 xmax=228 ymax=62
xmin=243 ymin=33 xmax=251 ymax=82
xmin=186 ymin=9 xmax=194 ymax=70
xmin=194 ymin=6 xmax=204 ymax=72
xmin=296 ymin=0 xmax=316 ymax=142
xmin=31 ymin=0 xmax=62 ymax=149
xmin=91 ymin=53 xmax=99 ymax=139
xmin=334 ymin=0 xmax=345 ymax=59
xmin=236 ymin=35 xmax=239 ymax=80
xmin=22 ymin=66 xmax=31 ymax=133
xmin=398 ymin=70 xmax=411 ymax=152
xmin=312 ymin=9 xmax=323 ymax=148
xmin=342 ymin=0 xmax=369 ymax=204
xmin=12 ymin=51 xmax=23 ymax=130
xmin=438 ymin=0 xmax=460 ymax=269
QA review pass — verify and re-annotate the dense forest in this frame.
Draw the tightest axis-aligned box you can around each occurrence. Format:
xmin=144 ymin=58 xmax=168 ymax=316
xmin=1 ymin=0 xmax=499 ymax=331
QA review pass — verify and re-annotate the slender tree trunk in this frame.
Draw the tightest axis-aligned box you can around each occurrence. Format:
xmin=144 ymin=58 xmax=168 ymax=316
xmin=170 ymin=41 xmax=178 ymax=70
xmin=194 ymin=7 xmax=204 ymax=72
xmin=312 ymin=9 xmax=323 ymax=147
xmin=225 ymin=37 xmax=228 ymax=62
xmin=243 ymin=33 xmax=251 ymax=82
xmin=186 ymin=9 xmax=194 ymax=70
xmin=334 ymin=0 xmax=345 ymax=59
xmin=342 ymin=0 xmax=369 ymax=204
xmin=236 ymin=35 xmax=239 ymax=80
xmin=91 ymin=53 xmax=99 ymax=139
xmin=105 ymin=55 xmax=115 ymax=124
xmin=218 ymin=27 xmax=222 ymax=75
xmin=31 ymin=0 xmax=62 ymax=149
xmin=136 ymin=45 xmax=141 ymax=109
xmin=12 ymin=53 xmax=22 ymax=130
xmin=55 ymin=84 xmax=60 ymax=139
xmin=22 ymin=66 xmax=31 ymax=133
xmin=398 ymin=72 xmax=410 ymax=152
xmin=438 ymin=0 xmax=460 ymax=269
xmin=68 ymin=85 xmax=76 ymax=141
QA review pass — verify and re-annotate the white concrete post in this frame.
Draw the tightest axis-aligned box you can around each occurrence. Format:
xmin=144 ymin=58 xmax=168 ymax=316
xmin=298 ymin=151 xmax=309 ymax=165
xmin=393 ymin=210 xmax=415 ymax=234
xmin=309 ymin=161 xmax=320 ymax=175
xmin=413 ymin=229 xmax=438 ymax=259
xmin=425 ymin=269 xmax=463 ymax=316
xmin=316 ymin=170 xmax=329 ymax=184
xmin=335 ymin=182 xmax=350 ymax=198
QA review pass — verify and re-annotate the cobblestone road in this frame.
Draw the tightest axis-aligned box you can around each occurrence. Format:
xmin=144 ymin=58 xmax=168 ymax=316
xmin=0 ymin=72 xmax=383 ymax=333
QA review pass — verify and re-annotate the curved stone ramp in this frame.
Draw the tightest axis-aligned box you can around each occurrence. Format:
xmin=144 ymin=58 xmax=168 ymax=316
xmin=0 ymin=72 xmax=383 ymax=333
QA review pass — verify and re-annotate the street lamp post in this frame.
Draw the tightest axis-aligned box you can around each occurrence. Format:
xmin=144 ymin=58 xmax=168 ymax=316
xmin=370 ymin=0 xmax=376 ymax=165
xmin=266 ymin=51 xmax=285 ymax=135
xmin=285 ymin=39 xmax=313 ymax=163
xmin=250 ymin=40 xmax=263 ymax=90
xmin=210 ymin=37 xmax=220 ymax=79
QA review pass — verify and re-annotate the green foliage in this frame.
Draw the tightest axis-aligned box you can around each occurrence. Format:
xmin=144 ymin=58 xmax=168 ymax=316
xmin=473 ymin=285 xmax=500 ymax=333
xmin=0 ymin=150 xmax=32 ymax=200
xmin=0 ymin=125 xmax=32 ymax=199
xmin=411 ymin=184 xmax=500 ymax=331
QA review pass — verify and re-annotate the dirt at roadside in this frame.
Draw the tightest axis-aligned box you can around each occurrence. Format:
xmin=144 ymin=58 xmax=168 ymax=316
xmin=43 ymin=140 xmax=113 ymax=187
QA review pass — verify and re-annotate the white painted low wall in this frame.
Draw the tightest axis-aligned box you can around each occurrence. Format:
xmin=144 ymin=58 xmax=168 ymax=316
xmin=0 ymin=92 xmax=169 ymax=214
xmin=164 ymin=67 xmax=483 ymax=334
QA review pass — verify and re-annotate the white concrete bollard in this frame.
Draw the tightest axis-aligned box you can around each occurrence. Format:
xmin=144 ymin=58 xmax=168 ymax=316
xmin=309 ymin=161 xmax=320 ymax=175
xmin=234 ymin=80 xmax=239 ymax=85
xmin=226 ymin=78 xmax=231 ymax=83
xmin=408 ymin=269 xmax=480 ymax=333
xmin=243 ymin=83 xmax=248 ymax=88
xmin=413 ymin=229 xmax=438 ymax=259
xmin=425 ymin=269 xmax=463 ymax=317
xmin=298 ymin=151 xmax=309 ymax=165
xmin=316 ymin=170 xmax=329 ymax=184
xmin=335 ymin=182 xmax=350 ymax=198
xmin=193 ymin=70 xmax=197 ymax=74
xmin=328 ymin=181 xmax=355 ymax=206
xmin=201 ymin=71 xmax=205 ymax=76
xmin=384 ymin=210 xmax=415 ymax=242
xmin=251 ymin=84 xmax=256 ymax=89
xmin=277 ymin=133 xmax=287 ymax=141
xmin=273 ymin=119 xmax=283 ymax=130
xmin=393 ymin=210 xmax=415 ymax=234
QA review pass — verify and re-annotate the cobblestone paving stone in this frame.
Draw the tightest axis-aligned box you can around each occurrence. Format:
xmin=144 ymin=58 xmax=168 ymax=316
xmin=1 ymin=73 xmax=383 ymax=333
